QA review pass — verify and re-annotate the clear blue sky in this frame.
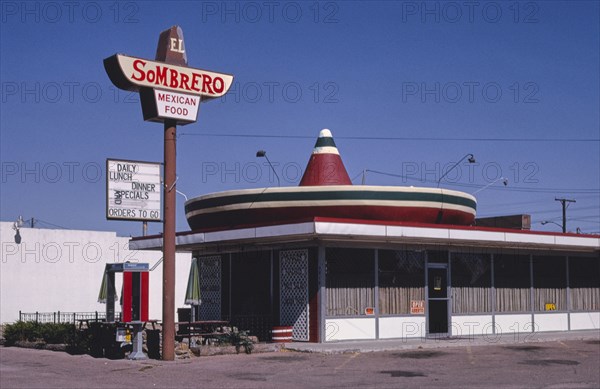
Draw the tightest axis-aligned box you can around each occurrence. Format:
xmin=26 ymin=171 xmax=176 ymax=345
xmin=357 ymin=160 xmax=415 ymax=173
xmin=1 ymin=1 xmax=599 ymax=236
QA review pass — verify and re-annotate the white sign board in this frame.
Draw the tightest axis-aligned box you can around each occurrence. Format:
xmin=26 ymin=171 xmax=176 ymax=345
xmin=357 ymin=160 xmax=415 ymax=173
xmin=106 ymin=159 xmax=162 ymax=221
xmin=108 ymin=54 xmax=234 ymax=98
xmin=154 ymin=89 xmax=200 ymax=122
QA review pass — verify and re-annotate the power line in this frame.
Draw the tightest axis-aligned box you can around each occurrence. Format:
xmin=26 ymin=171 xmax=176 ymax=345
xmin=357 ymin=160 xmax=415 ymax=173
xmin=532 ymin=215 xmax=600 ymax=222
xmin=179 ymin=132 xmax=600 ymax=143
xmin=489 ymin=205 xmax=600 ymax=215
xmin=30 ymin=218 xmax=71 ymax=230
xmin=481 ymin=195 xmax=600 ymax=208
xmin=362 ymin=169 xmax=600 ymax=194
xmin=569 ymin=216 xmax=600 ymax=222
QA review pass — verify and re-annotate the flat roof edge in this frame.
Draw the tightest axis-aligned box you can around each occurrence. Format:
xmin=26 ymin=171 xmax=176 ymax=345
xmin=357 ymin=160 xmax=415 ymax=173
xmin=128 ymin=219 xmax=600 ymax=252
xmin=129 ymin=221 xmax=317 ymax=251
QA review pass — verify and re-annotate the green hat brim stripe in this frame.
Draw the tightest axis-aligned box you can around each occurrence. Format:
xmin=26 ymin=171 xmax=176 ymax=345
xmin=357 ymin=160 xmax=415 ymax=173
xmin=314 ymin=137 xmax=337 ymax=148
xmin=186 ymin=190 xmax=477 ymax=212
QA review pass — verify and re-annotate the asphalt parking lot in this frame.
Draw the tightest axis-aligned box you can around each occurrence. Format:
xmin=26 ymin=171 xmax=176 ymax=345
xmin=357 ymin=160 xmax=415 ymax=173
xmin=1 ymin=338 xmax=599 ymax=388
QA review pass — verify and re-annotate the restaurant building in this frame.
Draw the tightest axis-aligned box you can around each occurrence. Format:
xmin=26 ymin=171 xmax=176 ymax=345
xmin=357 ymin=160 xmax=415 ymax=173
xmin=0 ymin=221 xmax=191 ymax=324
xmin=130 ymin=131 xmax=600 ymax=342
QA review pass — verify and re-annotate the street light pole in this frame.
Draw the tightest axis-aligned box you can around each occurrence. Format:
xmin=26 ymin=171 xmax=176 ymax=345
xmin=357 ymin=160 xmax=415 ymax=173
xmin=473 ymin=177 xmax=508 ymax=194
xmin=541 ymin=220 xmax=563 ymax=230
xmin=256 ymin=150 xmax=280 ymax=186
xmin=437 ymin=154 xmax=475 ymax=187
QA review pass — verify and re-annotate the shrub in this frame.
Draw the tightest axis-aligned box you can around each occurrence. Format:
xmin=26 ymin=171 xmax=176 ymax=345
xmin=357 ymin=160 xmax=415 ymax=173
xmin=3 ymin=321 xmax=42 ymax=345
xmin=3 ymin=321 xmax=77 ymax=346
xmin=215 ymin=327 xmax=255 ymax=354
xmin=40 ymin=323 xmax=77 ymax=344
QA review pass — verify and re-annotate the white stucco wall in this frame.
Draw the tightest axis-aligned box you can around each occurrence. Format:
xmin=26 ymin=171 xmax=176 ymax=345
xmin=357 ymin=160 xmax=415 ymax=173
xmin=494 ymin=314 xmax=534 ymax=334
xmin=570 ymin=312 xmax=600 ymax=330
xmin=379 ymin=316 xmax=426 ymax=339
xmin=325 ymin=318 xmax=376 ymax=341
xmin=0 ymin=222 xmax=191 ymax=323
xmin=451 ymin=315 xmax=495 ymax=336
xmin=533 ymin=313 xmax=569 ymax=332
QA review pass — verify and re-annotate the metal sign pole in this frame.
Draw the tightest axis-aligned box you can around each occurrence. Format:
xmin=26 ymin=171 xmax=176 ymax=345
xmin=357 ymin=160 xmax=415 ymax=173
xmin=162 ymin=120 xmax=177 ymax=361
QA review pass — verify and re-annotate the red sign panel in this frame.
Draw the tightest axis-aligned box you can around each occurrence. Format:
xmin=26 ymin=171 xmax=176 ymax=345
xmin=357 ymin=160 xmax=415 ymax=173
xmin=410 ymin=300 xmax=425 ymax=315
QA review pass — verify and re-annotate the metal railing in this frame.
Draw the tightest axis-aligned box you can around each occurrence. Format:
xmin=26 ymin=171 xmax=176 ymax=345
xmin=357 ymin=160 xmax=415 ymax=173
xmin=18 ymin=311 xmax=120 ymax=324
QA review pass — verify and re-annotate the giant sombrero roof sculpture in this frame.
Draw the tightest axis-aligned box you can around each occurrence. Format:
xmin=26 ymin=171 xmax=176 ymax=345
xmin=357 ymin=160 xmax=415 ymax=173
xmin=185 ymin=129 xmax=477 ymax=230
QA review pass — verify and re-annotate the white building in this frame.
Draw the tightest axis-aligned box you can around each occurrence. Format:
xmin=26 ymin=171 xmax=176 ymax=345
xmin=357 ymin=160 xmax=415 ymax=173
xmin=128 ymin=130 xmax=600 ymax=342
xmin=0 ymin=221 xmax=191 ymax=323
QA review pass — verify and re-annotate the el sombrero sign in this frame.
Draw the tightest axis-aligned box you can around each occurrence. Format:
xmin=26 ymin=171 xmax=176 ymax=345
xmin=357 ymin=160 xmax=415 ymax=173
xmin=104 ymin=55 xmax=232 ymax=97
xmin=103 ymin=25 xmax=233 ymax=361
xmin=104 ymin=26 xmax=233 ymax=125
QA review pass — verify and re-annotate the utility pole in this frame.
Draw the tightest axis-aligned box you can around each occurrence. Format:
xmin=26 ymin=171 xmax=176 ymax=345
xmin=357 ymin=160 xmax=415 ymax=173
xmin=555 ymin=198 xmax=576 ymax=233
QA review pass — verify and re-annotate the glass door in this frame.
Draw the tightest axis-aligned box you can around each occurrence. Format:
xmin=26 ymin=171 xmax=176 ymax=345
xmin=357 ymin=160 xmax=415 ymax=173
xmin=427 ymin=265 xmax=449 ymax=335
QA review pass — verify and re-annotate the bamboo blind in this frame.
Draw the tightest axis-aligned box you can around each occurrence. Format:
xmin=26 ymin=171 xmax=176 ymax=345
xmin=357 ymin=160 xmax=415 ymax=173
xmin=570 ymin=288 xmax=600 ymax=311
xmin=379 ymin=287 xmax=425 ymax=315
xmin=495 ymin=288 xmax=531 ymax=312
xmin=326 ymin=278 xmax=374 ymax=316
xmin=452 ymin=287 xmax=491 ymax=313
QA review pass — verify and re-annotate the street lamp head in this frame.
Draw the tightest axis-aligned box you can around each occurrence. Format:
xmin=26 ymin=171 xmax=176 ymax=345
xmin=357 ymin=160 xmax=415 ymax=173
xmin=502 ymin=178 xmax=508 ymax=186
xmin=256 ymin=149 xmax=280 ymax=186
xmin=437 ymin=153 xmax=476 ymax=187
xmin=541 ymin=220 xmax=562 ymax=229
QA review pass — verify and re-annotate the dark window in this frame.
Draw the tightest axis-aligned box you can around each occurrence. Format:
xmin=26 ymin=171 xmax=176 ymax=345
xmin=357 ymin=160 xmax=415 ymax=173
xmin=378 ymin=250 xmax=425 ymax=315
xmin=569 ymin=256 xmax=600 ymax=311
xmin=451 ymin=253 xmax=492 ymax=313
xmin=326 ymin=248 xmax=374 ymax=316
xmin=231 ymin=251 xmax=271 ymax=315
xmin=494 ymin=254 xmax=531 ymax=312
xmin=533 ymin=256 xmax=566 ymax=311
xmin=428 ymin=250 xmax=448 ymax=264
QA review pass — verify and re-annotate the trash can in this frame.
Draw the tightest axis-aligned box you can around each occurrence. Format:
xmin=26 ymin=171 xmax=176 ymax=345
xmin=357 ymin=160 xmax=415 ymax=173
xmin=177 ymin=308 xmax=191 ymax=339
xmin=146 ymin=329 xmax=161 ymax=360
xmin=271 ymin=326 xmax=293 ymax=343
xmin=177 ymin=308 xmax=191 ymax=322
